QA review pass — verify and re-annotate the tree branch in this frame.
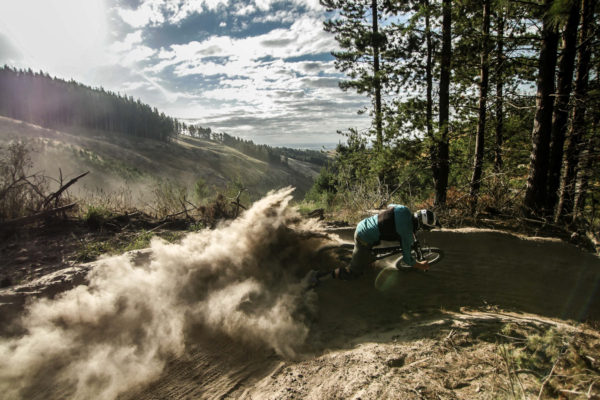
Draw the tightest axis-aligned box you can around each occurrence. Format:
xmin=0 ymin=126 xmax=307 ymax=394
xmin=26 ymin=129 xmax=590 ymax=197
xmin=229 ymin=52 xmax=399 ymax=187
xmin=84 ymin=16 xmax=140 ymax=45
xmin=42 ymin=171 xmax=89 ymax=209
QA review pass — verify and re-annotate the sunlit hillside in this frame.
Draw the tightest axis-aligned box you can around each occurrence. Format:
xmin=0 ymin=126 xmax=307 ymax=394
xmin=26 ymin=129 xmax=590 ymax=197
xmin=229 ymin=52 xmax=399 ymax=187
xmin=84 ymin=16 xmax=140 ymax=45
xmin=0 ymin=116 xmax=323 ymax=208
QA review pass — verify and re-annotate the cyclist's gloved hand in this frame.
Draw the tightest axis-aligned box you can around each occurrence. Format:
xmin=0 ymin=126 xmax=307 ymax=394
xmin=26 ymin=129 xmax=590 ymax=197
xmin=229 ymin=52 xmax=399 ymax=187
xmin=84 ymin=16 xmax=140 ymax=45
xmin=413 ymin=260 xmax=429 ymax=271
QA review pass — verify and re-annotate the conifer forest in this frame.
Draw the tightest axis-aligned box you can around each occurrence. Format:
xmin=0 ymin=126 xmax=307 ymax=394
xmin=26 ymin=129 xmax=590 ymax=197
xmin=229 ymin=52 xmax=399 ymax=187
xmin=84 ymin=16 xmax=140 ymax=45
xmin=313 ymin=0 xmax=599 ymax=228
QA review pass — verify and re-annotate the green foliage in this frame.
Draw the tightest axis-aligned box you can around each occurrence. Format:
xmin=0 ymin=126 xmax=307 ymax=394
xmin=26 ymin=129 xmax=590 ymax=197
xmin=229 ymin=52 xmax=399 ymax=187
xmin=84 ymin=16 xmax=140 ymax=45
xmin=319 ymin=0 xmax=598 ymax=220
xmin=197 ymin=193 xmax=238 ymax=227
xmin=512 ymin=329 xmax=565 ymax=373
xmin=187 ymin=124 xmax=211 ymax=139
xmin=496 ymin=322 xmax=600 ymax=399
xmin=75 ymin=229 xmax=184 ymax=262
xmin=307 ymin=128 xmax=436 ymax=220
xmin=123 ymin=230 xmax=154 ymax=252
xmin=211 ymin=132 xmax=327 ymax=167
xmin=83 ymin=205 xmax=113 ymax=230
xmin=193 ymin=178 xmax=212 ymax=203
xmin=188 ymin=221 xmax=206 ymax=231
xmin=312 ymin=166 xmax=337 ymax=195
xmin=75 ymin=240 xmax=115 ymax=262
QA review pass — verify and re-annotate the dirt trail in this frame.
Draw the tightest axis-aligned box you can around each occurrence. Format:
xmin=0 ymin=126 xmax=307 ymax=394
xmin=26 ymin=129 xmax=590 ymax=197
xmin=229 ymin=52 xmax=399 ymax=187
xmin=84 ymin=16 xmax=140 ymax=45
xmin=123 ymin=227 xmax=600 ymax=399
xmin=349 ymin=227 xmax=600 ymax=324
xmin=1 ymin=190 xmax=599 ymax=399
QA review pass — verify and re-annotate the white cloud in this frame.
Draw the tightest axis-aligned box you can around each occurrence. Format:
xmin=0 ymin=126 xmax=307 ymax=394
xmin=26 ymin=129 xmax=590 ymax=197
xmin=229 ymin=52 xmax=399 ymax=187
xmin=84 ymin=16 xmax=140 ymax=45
xmin=203 ymin=0 xmax=230 ymax=11
xmin=121 ymin=80 xmax=150 ymax=91
xmin=154 ymin=15 xmax=336 ymax=76
xmin=170 ymin=0 xmax=230 ymax=23
xmin=294 ymin=0 xmax=324 ymax=11
xmin=123 ymin=46 xmax=157 ymax=65
xmin=252 ymin=9 xmax=298 ymax=24
xmin=115 ymin=0 xmax=323 ymax=28
xmin=108 ymin=30 xmax=156 ymax=67
xmin=116 ymin=0 xmax=231 ymax=27
xmin=110 ymin=30 xmax=144 ymax=53
xmin=117 ymin=0 xmax=166 ymax=28
xmin=254 ymin=0 xmax=276 ymax=11
xmin=234 ymin=4 xmax=256 ymax=16
xmin=140 ymin=12 xmax=345 ymax=120
xmin=251 ymin=0 xmax=324 ymax=14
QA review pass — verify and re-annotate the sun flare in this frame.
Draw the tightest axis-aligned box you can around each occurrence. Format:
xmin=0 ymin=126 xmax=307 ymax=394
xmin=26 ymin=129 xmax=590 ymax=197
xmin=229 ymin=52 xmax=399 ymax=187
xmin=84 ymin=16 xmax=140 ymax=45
xmin=0 ymin=0 xmax=108 ymax=73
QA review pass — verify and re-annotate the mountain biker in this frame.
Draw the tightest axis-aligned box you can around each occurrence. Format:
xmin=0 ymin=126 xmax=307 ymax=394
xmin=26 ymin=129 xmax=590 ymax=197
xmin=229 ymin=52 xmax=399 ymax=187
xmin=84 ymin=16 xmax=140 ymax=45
xmin=331 ymin=206 xmax=440 ymax=280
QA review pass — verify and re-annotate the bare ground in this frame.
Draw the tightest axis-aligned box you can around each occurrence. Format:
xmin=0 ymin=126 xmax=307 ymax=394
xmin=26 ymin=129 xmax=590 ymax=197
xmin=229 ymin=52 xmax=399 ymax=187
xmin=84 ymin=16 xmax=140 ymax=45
xmin=1 ymin=226 xmax=599 ymax=399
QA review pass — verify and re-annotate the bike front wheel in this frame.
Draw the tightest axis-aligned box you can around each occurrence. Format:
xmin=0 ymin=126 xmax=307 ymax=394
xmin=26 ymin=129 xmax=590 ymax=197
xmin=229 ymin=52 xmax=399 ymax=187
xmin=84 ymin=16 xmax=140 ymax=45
xmin=397 ymin=247 xmax=444 ymax=267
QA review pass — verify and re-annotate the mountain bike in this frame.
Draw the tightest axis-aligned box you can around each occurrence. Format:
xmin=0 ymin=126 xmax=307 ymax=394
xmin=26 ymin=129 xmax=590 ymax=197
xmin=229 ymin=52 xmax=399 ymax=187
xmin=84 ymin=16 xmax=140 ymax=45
xmin=318 ymin=233 xmax=444 ymax=268
xmin=307 ymin=233 xmax=444 ymax=287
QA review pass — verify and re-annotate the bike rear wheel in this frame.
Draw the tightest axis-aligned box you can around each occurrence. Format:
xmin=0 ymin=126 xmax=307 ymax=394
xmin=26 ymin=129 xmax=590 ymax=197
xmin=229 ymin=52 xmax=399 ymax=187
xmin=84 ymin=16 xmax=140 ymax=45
xmin=372 ymin=246 xmax=403 ymax=260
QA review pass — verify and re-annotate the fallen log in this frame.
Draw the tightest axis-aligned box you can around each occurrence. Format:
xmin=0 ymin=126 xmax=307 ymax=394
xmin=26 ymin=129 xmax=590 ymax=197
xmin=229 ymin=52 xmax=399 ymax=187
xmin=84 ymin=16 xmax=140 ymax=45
xmin=307 ymin=208 xmax=324 ymax=219
xmin=0 ymin=202 xmax=77 ymax=229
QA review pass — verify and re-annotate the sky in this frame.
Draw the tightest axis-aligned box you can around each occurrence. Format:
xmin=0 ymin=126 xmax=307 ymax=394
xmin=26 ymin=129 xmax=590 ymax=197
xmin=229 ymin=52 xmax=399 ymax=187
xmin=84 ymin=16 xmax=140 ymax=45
xmin=0 ymin=0 xmax=371 ymax=148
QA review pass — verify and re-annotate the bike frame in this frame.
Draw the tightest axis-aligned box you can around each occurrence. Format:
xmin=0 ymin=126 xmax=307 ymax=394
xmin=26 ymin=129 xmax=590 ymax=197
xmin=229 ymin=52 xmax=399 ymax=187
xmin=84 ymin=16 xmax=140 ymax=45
xmin=372 ymin=232 xmax=424 ymax=260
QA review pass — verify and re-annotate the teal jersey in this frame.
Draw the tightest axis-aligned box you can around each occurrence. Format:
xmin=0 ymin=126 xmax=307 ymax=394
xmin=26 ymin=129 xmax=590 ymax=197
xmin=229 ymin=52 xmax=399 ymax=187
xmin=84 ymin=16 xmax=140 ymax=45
xmin=356 ymin=204 xmax=415 ymax=266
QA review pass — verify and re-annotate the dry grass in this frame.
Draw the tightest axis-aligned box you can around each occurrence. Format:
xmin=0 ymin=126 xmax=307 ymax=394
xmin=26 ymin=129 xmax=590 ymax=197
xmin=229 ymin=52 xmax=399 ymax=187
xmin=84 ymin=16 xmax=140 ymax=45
xmin=0 ymin=141 xmax=50 ymax=221
xmin=247 ymin=312 xmax=600 ymax=400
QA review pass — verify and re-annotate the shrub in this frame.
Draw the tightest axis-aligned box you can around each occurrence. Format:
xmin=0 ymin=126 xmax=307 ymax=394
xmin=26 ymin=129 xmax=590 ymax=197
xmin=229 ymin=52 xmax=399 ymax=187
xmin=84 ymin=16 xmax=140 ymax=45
xmin=0 ymin=141 xmax=48 ymax=221
xmin=151 ymin=180 xmax=187 ymax=218
xmin=83 ymin=205 xmax=113 ymax=230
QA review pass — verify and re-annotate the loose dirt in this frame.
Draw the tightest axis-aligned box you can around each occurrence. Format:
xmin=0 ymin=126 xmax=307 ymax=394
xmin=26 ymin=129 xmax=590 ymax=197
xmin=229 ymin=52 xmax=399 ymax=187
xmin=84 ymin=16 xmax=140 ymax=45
xmin=1 ymin=192 xmax=599 ymax=399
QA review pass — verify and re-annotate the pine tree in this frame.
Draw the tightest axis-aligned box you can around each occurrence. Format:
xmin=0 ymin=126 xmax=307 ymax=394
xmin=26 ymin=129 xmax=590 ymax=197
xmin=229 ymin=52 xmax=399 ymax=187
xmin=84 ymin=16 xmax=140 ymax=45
xmin=434 ymin=0 xmax=452 ymax=206
xmin=494 ymin=3 xmax=505 ymax=173
xmin=557 ymin=0 xmax=598 ymax=220
xmin=469 ymin=0 xmax=491 ymax=211
xmin=321 ymin=0 xmax=391 ymax=149
xmin=547 ymin=0 xmax=582 ymax=214
xmin=523 ymin=0 xmax=560 ymax=215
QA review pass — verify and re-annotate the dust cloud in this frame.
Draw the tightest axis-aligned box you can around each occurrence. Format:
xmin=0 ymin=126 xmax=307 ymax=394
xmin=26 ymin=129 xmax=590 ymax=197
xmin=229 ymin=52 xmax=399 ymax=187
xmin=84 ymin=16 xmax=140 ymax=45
xmin=0 ymin=187 xmax=331 ymax=400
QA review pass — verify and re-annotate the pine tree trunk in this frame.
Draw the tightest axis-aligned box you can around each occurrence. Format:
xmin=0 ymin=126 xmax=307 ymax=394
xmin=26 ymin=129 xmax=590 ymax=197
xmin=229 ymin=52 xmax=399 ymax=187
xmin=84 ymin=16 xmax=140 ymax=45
xmin=434 ymin=0 xmax=451 ymax=207
xmin=557 ymin=0 xmax=596 ymax=221
xmin=372 ymin=0 xmax=382 ymax=150
xmin=425 ymin=0 xmax=436 ymax=188
xmin=494 ymin=8 xmax=504 ymax=173
xmin=546 ymin=0 xmax=581 ymax=215
xmin=576 ymin=72 xmax=600 ymax=219
xmin=573 ymin=134 xmax=596 ymax=221
xmin=470 ymin=0 xmax=491 ymax=212
xmin=523 ymin=0 xmax=559 ymax=215
xmin=425 ymin=0 xmax=433 ymax=142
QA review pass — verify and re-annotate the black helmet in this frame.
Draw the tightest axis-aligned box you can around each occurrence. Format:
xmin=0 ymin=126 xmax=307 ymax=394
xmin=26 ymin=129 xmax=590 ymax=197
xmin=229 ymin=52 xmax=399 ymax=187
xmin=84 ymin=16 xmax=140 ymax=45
xmin=413 ymin=209 xmax=440 ymax=231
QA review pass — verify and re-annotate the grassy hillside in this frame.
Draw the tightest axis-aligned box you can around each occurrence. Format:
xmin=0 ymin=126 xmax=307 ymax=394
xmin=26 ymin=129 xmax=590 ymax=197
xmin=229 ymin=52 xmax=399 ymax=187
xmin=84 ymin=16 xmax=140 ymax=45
xmin=0 ymin=116 xmax=322 ymax=209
